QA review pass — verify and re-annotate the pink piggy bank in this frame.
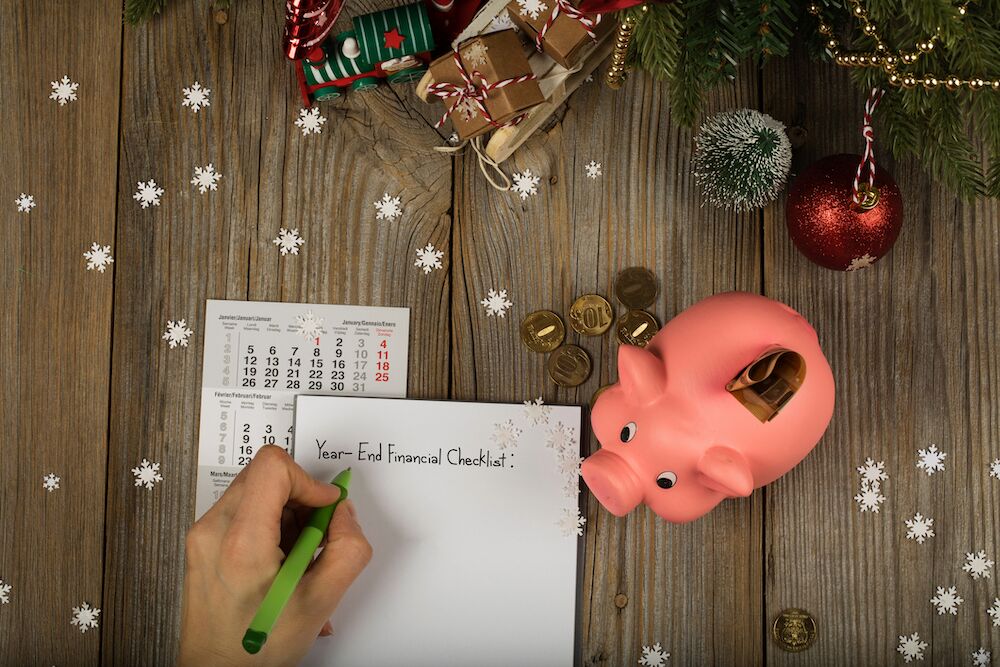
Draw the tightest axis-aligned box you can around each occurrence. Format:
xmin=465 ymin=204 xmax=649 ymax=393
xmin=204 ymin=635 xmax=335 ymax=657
xmin=581 ymin=292 xmax=835 ymax=523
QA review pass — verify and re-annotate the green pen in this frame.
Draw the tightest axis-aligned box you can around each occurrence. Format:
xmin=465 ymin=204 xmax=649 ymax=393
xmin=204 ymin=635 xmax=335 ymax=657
xmin=242 ymin=468 xmax=352 ymax=655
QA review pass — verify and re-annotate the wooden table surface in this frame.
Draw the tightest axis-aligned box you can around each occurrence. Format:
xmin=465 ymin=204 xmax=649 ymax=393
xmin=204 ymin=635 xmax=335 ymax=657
xmin=3 ymin=1 xmax=1000 ymax=665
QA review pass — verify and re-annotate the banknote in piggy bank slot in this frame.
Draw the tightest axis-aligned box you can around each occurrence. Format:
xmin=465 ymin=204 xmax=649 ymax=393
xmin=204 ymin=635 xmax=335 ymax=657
xmin=581 ymin=292 xmax=835 ymax=523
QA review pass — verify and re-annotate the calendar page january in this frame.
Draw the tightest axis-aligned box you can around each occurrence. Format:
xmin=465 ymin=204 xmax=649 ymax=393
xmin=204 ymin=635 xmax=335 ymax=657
xmin=194 ymin=299 xmax=409 ymax=518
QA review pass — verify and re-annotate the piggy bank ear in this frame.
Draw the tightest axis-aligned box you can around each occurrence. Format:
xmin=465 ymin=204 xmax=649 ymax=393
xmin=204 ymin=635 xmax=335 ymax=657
xmin=695 ymin=445 xmax=754 ymax=498
xmin=617 ymin=345 xmax=666 ymax=398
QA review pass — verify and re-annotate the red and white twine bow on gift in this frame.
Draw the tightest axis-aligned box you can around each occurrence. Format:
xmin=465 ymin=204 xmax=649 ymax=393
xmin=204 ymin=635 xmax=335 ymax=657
xmin=853 ymin=87 xmax=885 ymax=207
xmin=427 ymin=51 xmax=537 ymax=130
xmin=535 ymin=0 xmax=602 ymax=51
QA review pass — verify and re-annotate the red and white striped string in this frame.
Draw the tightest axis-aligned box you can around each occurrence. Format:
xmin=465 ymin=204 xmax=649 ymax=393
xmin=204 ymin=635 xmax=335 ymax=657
xmin=427 ymin=50 xmax=536 ymax=130
xmin=853 ymin=87 xmax=885 ymax=205
xmin=535 ymin=0 xmax=601 ymax=51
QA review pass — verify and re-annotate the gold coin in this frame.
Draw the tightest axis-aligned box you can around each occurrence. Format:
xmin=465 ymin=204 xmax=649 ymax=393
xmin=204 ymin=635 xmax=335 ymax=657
xmin=771 ymin=608 xmax=817 ymax=652
xmin=615 ymin=310 xmax=659 ymax=347
xmin=614 ymin=267 xmax=658 ymax=309
xmin=590 ymin=383 xmax=614 ymax=409
xmin=569 ymin=294 xmax=614 ymax=336
xmin=547 ymin=345 xmax=592 ymax=387
xmin=520 ymin=310 xmax=565 ymax=353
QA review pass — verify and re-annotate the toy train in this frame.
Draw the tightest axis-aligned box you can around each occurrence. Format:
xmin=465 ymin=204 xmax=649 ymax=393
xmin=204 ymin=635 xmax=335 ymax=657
xmin=293 ymin=2 xmax=436 ymax=105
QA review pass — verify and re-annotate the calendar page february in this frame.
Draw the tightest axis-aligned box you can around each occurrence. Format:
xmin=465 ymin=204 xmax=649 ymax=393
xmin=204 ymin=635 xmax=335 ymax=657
xmin=195 ymin=300 xmax=409 ymax=517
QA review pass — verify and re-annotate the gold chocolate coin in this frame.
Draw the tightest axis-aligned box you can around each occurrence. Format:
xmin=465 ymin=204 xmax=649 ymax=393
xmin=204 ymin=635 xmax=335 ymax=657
xmin=569 ymin=294 xmax=613 ymax=336
xmin=520 ymin=310 xmax=565 ymax=353
xmin=547 ymin=345 xmax=592 ymax=388
xmin=616 ymin=310 xmax=659 ymax=347
xmin=771 ymin=608 xmax=817 ymax=653
xmin=614 ymin=267 xmax=658 ymax=309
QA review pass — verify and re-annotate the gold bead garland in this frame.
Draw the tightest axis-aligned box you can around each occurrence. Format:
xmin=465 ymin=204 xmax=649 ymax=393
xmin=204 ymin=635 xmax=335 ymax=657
xmin=604 ymin=6 xmax=644 ymax=90
xmin=807 ymin=1 xmax=1000 ymax=91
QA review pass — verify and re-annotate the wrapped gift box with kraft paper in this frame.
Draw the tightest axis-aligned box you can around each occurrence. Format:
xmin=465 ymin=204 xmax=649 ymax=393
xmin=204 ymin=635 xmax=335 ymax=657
xmin=422 ymin=30 xmax=545 ymax=140
xmin=505 ymin=0 xmax=612 ymax=69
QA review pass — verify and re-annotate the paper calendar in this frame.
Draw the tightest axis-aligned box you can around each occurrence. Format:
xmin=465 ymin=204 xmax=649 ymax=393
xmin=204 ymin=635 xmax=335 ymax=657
xmin=195 ymin=300 xmax=409 ymax=518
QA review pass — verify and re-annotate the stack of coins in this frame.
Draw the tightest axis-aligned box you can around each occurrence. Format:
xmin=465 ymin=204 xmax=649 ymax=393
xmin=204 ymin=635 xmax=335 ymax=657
xmin=520 ymin=267 xmax=662 ymax=392
xmin=612 ymin=267 xmax=660 ymax=347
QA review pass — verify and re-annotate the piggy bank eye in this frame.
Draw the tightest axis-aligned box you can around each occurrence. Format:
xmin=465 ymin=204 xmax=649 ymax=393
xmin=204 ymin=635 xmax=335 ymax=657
xmin=656 ymin=471 xmax=677 ymax=489
xmin=620 ymin=422 xmax=637 ymax=443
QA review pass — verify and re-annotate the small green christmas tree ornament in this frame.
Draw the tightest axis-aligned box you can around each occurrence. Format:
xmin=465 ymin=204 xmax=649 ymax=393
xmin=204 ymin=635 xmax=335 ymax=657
xmin=692 ymin=109 xmax=792 ymax=212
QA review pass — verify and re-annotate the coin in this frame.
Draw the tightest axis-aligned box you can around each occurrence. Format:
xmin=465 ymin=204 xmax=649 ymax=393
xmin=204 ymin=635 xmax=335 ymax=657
xmin=569 ymin=294 xmax=613 ymax=336
xmin=547 ymin=345 xmax=592 ymax=387
xmin=520 ymin=310 xmax=565 ymax=353
xmin=615 ymin=310 xmax=659 ymax=347
xmin=590 ymin=383 xmax=614 ymax=409
xmin=771 ymin=608 xmax=817 ymax=652
xmin=614 ymin=267 xmax=658 ymax=308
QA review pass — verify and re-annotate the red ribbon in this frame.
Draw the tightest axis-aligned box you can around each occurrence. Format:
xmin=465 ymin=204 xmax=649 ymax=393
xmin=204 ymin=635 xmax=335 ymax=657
xmin=427 ymin=51 xmax=537 ymax=129
xmin=576 ymin=0 xmax=663 ymax=16
xmin=535 ymin=0 xmax=602 ymax=51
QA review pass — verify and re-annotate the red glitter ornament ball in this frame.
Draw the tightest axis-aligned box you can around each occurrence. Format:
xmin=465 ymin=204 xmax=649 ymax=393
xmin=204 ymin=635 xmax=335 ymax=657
xmin=785 ymin=154 xmax=903 ymax=271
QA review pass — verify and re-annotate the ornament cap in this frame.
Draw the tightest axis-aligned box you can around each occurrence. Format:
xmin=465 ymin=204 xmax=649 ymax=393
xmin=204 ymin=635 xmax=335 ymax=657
xmin=855 ymin=183 xmax=880 ymax=210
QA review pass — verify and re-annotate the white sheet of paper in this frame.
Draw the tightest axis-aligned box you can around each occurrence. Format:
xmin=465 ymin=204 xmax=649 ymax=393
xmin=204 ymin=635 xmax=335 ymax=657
xmin=293 ymin=395 xmax=582 ymax=667
xmin=194 ymin=300 xmax=409 ymax=518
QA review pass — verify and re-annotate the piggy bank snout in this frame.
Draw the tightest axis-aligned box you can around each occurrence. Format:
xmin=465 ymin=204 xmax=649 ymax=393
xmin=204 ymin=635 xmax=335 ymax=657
xmin=580 ymin=449 xmax=643 ymax=517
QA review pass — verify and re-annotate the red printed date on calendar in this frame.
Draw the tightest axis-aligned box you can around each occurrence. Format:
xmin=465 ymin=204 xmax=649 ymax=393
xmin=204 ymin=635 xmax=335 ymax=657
xmin=195 ymin=299 xmax=409 ymax=518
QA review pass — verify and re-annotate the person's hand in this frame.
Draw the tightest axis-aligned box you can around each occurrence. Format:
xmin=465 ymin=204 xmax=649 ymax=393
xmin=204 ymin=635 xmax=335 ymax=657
xmin=179 ymin=445 xmax=372 ymax=667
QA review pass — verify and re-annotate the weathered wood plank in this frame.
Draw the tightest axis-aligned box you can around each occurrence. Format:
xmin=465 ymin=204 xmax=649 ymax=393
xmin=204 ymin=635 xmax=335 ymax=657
xmin=100 ymin=1 xmax=454 ymax=664
xmin=763 ymin=57 xmax=1000 ymax=664
xmin=451 ymin=69 xmax=764 ymax=664
xmin=0 ymin=1 xmax=122 ymax=664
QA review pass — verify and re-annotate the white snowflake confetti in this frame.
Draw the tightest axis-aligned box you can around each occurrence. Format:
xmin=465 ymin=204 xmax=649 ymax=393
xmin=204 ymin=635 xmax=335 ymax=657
xmin=930 ymin=586 xmax=963 ymax=615
xmin=0 ymin=579 xmax=10 ymax=604
xmin=857 ymin=457 xmax=888 ymax=485
xmin=854 ymin=481 xmax=886 ymax=513
xmin=638 ymin=642 xmax=670 ymax=667
xmin=523 ymin=397 xmax=552 ymax=425
xmin=133 ymin=180 xmax=164 ymax=208
xmin=448 ymin=132 xmax=460 ymax=145
xmin=15 ymin=193 xmax=35 ymax=213
xmin=414 ymin=243 xmax=444 ymax=274
xmin=83 ymin=243 xmax=114 ymax=273
xmin=132 ymin=458 xmax=163 ymax=490
xmin=585 ymin=161 xmax=602 ymax=179
xmin=963 ymin=551 xmax=995 ymax=580
xmin=191 ymin=164 xmax=222 ymax=193
xmin=181 ymin=82 xmax=211 ymax=113
xmin=904 ymin=513 xmax=934 ymax=544
xmin=71 ymin=603 xmax=101 ymax=633
xmin=42 ymin=473 xmax=60 ymax=492
xmin=546 ymin=422 xmax=575 ymax=454
xmin=846 ymin=253 xmax=876 ymax=271
xmin=480 ymin=288 xmax=513 ymax=317
xmin=294 ymin=107 xmax=326 ymax=135
xmin=511 ymin=169 xmax=540 ymax=200
xmin=896 ymin=633 xmax=928 ymax=662
xmin=516 ymin=0 xmax=549 ymax=20
xmin=989 ymin=458 xmax=1000 ymax=480
xmin=972 ymin=648 xmax=991 ymax=666
xmin=584 ymin=74 xmax=594 ymax=83
xmin=272 ymin=228 xmax=305 ymax=256
xmin=296 ymin=310 xmax=324 ymax=341
xmin=374 ymin=193 xmax=403 ymax=221
xmin=49 ymin=75 xmax=79 ymax=105
xmin=916 ymin=444 xmax=947 ymax=475
xmin=162 ymin=320 xmax=194 ymax=349
xmin=462 ymin=41 xmax=489 ymax=68
xmin=558 ymin=453 xmax=583 ymax=485
xmin=557 ymin=506 xmax=586 ymax=537
xmin=989 ymin=598 xmax=1000 ymax=627
xmin=491 ymin=419 xmax=522 ymax=450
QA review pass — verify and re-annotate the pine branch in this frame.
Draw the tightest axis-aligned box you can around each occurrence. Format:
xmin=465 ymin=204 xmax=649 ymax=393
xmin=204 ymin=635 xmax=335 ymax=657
xmin=124 ymin=0 xmax=168 ymax=24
